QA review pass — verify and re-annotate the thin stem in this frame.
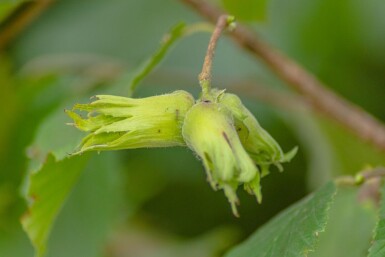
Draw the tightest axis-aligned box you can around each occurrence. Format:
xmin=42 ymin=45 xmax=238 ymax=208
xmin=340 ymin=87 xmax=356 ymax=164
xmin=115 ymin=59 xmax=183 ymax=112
xmin=335 ymin=167 xmax=385 ymax=187
xmin=183 ymin=22 xmax=214 ymax=36
xmin=129 ymin=23 xmax=186 ymax=94
xmin=199 ymin=15 xmax=234 ymax=96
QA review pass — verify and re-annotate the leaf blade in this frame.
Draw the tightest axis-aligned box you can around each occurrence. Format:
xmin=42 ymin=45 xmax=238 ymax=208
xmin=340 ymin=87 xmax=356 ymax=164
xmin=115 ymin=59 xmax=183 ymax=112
xmin=225 ymin=182 xmax=337 ymax=257
xmin=21 ymin=154 xmax=89 ymax=257
xmin=368 ymin=180 xmax=385 ymax=257
xmin=310 ymin=187 xmax=376 ymax=257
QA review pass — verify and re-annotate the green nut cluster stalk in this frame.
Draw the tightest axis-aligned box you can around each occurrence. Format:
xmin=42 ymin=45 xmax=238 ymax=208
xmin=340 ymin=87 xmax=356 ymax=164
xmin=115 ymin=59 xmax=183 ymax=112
xmin=66 ymin=15 xmax=296 ymax=216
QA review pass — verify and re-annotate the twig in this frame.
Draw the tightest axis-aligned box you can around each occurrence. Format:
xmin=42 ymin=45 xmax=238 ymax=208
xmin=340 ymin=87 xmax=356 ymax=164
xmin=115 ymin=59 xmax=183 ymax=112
xmin=334 ymin=167 xmax=385 ymax=186
xmin=199 ymin=15 xmax=232 ymax=95
xmin=334 ymin=167 xmax=385 ymax=206
xmin=180 ymin=0 xmax=385 ymax=152
xmin=360 ymin=167 xmax=385 ymax=181
xmin=0 ymin=0 xmax=53 ymax=51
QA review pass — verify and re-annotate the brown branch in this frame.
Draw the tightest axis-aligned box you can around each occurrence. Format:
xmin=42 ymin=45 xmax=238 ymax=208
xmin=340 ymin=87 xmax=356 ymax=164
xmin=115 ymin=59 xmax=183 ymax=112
xmin=180 ymin=0 xmax=385 ymax=152
xmin=0 ymin=0 xmax=53 ymax=51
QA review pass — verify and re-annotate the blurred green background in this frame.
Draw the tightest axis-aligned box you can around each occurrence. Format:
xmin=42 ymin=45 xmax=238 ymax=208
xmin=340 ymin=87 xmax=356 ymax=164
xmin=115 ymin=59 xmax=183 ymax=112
xmin=0 ymin=0 xmax=384 ymax=256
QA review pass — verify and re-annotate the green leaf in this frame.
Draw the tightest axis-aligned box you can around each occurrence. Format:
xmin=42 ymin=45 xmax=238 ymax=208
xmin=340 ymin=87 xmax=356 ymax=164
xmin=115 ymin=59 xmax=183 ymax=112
xmin=225 ymin=182 xmax=337 ymax=257
xmin=21 ymin=154 xmax=89 ymax=257
xmin=45 ymin=152 xmax=124 ymax=257
xmin=310 ymin=187 xmax=376 ymax=257
xmin=222 ymin=0 xmax=269 ymax=22
xmin=368 ymin=180 xmax=385 ymax=257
